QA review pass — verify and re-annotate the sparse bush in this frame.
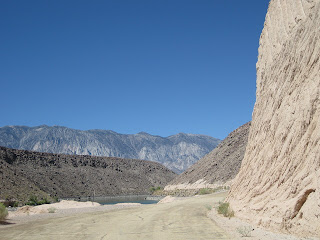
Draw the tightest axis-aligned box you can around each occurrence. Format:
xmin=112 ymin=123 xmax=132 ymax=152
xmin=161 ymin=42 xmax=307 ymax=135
xmin=236 ymin=226 xmax=253 ymax=237
xmin=217 ymin=202 xmax=234 ymax=218
xmin=0 ymin=203 xmax=8 ymax=222
xmin=149 ymin=186 xmax=162 ymax=194
xmin=47 ymin=207 xmax=56 ymax=213
xmin=26 ymin=195 xmax=39 ymax=206
xmin=38 ymin=197 xmax=50 ymax=205
xmin=199 ymin=188 xmax=213 ymax=195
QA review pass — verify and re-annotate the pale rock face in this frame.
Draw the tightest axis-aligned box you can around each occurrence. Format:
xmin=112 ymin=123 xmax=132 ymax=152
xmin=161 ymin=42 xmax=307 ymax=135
xmin=227 ymin=0 xmax=320 ymax=237
xmin=165 ymin=122 xmax=250 ymax=190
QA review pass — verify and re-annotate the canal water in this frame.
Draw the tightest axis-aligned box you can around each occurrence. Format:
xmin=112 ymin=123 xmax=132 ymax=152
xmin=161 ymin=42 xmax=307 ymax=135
xmin=99 ymin=199 xmax=158 ymax=205
xmin=63 ymin=195 xmax=163 ymax=205
xmin=96 ymin=195 xmax=162 ymax=205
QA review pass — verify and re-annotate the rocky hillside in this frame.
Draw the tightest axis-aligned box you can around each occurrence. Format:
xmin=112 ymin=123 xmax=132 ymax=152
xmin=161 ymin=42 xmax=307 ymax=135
xmin=0 ymin=152 xmax=52 ymax=203
xmin=227 ymin=0 xmax=320 ymax=237
xmin=0 ymin=125 xmax=220 ymax=173
xmin=0 ymin=146 xmax=177 ymax=203
xmin=165 ymin=122 xmax=250 ymax=190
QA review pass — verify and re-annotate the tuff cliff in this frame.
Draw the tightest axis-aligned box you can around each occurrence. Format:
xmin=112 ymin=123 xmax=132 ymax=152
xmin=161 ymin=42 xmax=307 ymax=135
xmin=165 ymin=122 xmax=250 ymax=190
xmin=227 ymin=0 xmax=320 ymax=237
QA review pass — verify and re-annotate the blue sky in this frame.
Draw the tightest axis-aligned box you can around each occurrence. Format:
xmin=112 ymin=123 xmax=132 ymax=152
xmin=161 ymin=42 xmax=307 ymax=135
xmin=0 ymin=0 xmax=269 ymax=139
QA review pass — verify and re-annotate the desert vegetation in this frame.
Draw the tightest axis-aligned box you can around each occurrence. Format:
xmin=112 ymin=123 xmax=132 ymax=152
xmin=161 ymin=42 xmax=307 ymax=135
xmin=236 ymin=226 xmax=253 ymax=237
xmin=26 ymin=195 xmax=51 ymax=206
xmin=198 ymin=188 xmax=213 ymax=195
xmin=217 ymin=202 xmax=234 ymax=218
xmin=0 ymin=203 xmax=8 ymax=222
xmin=47 ymin=207 xmax=56 ymax=213
xmin=149 ymin=186 xmax=163 ymax=194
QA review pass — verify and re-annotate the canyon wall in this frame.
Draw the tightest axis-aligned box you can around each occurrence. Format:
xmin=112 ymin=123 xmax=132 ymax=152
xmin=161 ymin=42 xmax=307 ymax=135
xmin=227 ymin=0 xmax=320 ymax=237
xmin=165 ymin=122 xmax=250 ymax=190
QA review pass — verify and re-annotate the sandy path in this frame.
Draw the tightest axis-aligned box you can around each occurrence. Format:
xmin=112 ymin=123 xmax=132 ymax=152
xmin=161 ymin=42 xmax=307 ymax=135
xmin=1 ymin=192 xmax=312 ymax=240
xmin=4 ymin=202 xmax=142 ymax=226
xmin=0 ymin=193 xmax=230 ymax=240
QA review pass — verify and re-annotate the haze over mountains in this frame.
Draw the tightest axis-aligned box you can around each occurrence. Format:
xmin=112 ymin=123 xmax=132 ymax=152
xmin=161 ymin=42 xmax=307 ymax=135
xmin=0 ymin=125 xmax=220 ymax=173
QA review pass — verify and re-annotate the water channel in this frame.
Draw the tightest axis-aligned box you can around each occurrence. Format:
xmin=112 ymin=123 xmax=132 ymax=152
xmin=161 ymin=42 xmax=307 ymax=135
xmin=62 ymin=195 xmax=163 ymax=205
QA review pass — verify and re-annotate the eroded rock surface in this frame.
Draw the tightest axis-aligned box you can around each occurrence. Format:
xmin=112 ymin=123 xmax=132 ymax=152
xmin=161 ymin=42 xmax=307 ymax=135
xmin=165 ymin=122 xmax=250 ymax=190
xmin=227 ymin=0 xmax=320 ymax=237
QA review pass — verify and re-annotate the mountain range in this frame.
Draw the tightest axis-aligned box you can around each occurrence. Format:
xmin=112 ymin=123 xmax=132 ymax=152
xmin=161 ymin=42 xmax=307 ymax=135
xmin=0 ymin=125 xmax=220 ymax=173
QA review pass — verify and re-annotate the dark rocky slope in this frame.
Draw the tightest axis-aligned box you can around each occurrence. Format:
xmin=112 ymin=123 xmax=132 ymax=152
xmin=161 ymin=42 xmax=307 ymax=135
xmin=0 ymin=125 xmax=220 ymax=173
xmin=0 ymin=154 xmax=51 ymax=203
xmin=165 ymin=122 xmax=250 ymax=189
xmin=0 ymin=146 xmax=177 ymax=202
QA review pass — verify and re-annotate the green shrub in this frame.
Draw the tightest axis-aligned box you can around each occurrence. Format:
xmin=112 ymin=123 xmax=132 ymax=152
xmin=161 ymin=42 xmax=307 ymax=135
xmin=38 ymin=197 xmax=50 ymax=205
xmin=217 ymin=202 xmax=234 ymax=218
xmin=0 ymin=203 xmax=8 ymax=222
xmin=26 ymin=195 xmax=39 ymax=206
xmin=26 ymin=196 xmax=51 ymax=206
xmin=198 ymin=188 xmax=213 ymax=195
xmin=149 ymin=186 xmax=163 ymax=194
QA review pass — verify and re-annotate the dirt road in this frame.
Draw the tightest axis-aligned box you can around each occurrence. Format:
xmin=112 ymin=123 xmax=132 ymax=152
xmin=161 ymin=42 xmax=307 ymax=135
xmin=1 ymin=193 xmax=230 ymax=240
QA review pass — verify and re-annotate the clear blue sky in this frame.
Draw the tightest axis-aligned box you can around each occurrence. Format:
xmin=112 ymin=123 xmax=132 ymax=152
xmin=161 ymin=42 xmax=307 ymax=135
xmin=0 ymin=0 xmax=269 ymax=139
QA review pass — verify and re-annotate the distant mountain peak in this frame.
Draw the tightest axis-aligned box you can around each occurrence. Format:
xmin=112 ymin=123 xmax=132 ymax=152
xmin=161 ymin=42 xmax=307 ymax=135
xmin=137 ymin=131 xmax=150 ymax=135
xmin=38 ymin=124 xmax=49 ymax=128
